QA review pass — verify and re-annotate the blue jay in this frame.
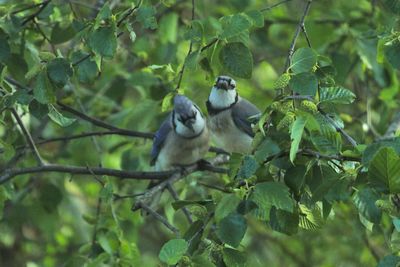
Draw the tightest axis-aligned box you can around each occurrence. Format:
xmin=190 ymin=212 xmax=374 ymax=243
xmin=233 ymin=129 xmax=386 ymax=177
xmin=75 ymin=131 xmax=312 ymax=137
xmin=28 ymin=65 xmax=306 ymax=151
xmin=206 ymin=75 xmax=261 ymax=154
xmin=151 ymin=95 xmax=210 ymax=171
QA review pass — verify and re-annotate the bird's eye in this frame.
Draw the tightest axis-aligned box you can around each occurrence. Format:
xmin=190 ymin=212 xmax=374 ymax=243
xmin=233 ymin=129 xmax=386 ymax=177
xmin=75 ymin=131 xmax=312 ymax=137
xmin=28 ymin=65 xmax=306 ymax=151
xmin=192 ymin=111 xmax=197 ymax=118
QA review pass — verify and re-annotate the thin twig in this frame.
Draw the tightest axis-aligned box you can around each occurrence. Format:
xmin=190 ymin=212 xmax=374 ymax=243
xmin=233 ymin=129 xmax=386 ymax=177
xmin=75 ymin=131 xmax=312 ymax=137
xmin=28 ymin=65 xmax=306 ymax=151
xmin=33 ymin=20 xmax=56 ymax=53
xmin=300 ymin=22 xmax=312 ymax=48
xmin=57 ymin=101 xmax=154 ymax=139
xmin=200 ymin=38 xmax=218 ymax=52
xmin=283 ymin=0 xmax=313 ymax=72
xmin=10 ymin=108 xmax=45 ymax=166
xmin=132 ymin=155 xmax=228 ymax=212
xmin=36 ymin=130 xmax=154 ymax=145
xmin=12 ymin=1 xmax=49 ymax=14
xmin=117 ymin=0 xmax=142 ymax=27
xmin=260 ymin=0 xmax=292 ymax=12
xmin=175 ymin=0 xmax=195 ymax=90
xmin=319 ymin=109 xmax=358 ymax=147
xmin=197 ymin=181 xmax=232 ymax=193
xmin=21 ymin=0 xmax=51 ymax=26
xmin=166 ymin=183 xmax=193 ymax=223
xmin=139 ymin=203 xmax=180 ymax=236
xmin=91 ymin=196 xmax=103 ymax=249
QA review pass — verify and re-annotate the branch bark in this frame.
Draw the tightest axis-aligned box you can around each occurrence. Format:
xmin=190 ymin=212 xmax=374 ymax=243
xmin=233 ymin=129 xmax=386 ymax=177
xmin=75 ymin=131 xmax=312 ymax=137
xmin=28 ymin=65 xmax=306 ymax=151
xmin=0 ymin=160 xmax=228 ymax=185
xmin=283 ymin=0 xmax=312 ymax=72
xmin=10 ymin=108 xmax=45 ymax=166
xmin=56 ymin=101 xmax=154 ymax=139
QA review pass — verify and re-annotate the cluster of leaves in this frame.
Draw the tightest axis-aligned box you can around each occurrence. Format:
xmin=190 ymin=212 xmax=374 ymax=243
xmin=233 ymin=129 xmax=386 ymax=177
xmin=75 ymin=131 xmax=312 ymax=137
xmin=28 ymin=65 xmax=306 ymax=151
xmin=1 ymin=0 xmax=400 ymax=266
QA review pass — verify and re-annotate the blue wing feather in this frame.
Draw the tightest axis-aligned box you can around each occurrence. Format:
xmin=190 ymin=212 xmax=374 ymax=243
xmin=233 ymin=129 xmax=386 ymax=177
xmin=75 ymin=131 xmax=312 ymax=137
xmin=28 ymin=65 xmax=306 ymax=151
xmin=150 ymin=113 xmax=172 ymax=165
xmin=231 ymin=98 xmax=261 ymax=137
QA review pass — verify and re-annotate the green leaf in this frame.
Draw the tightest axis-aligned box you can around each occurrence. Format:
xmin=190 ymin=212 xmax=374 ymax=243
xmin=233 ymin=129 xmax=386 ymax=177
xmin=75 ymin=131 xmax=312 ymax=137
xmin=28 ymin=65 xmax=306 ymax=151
xmin=39 ymin=183 xmax=63 ymax=212
xmin=5 ymin=53 xmax=28 ymax=82
xmin=159 ymin=13 xmax=178 ymax=44
xmin=319 ymin=86 xmax=356 ymax=104
xmin=219 ymin=13 xmax=252 ymax=39
xmin=254 ymin=137 xmax=280 ymax=162
xmin=222 ymin=248 xmax=247 ymax=267
xmin=185 ymin=50 xmax=201 ymax=71
xmin=269 ymin=207 xmax=299 ymax=235
xmin=71 ymin=51 xmax=98 ymax=83
xmin=87 ymin=25 xmax=117 ymax=58
xmin=137 ymin=6 xmax=158 ymax=30
xmin=0 ymin=186 xmax=10 ymax=220
xmin=159 ymin=239 xmax=188 ymax=265
xmin=289 ymin=72 xmax=318 ymax=96
xmin=219 ymin=42 xmax=253 ymax=79
xmin=217 ymin=212 xmax=247 ymax=247
xmin=215 ymin=194 xmax=241 ymax=222
xmin=100 ymin=182 xmax=113 ymax=202
xmin=184 ymin=20 xmax=204 ymax=43
xmin=33 ymin=71 xmax=56 ymax=104
xmin=253 ymin=182 xmax=294 ymax=212
xmin=353 ymin=188 xmax=382 ymax=224
xmin=385 ymin=42 xmax=400 ymax=70
xmin=290 ymin=115 xmax=307 ymax=163
xmin=161 ymin=92 xmax=175 ymax=112
xmin=290 ymin=47 xmax=318 ymax=74
xmin=48 ymin=104 xmax=76 ymax=127
xmin=29 ymin=100 xmax=49 ymax=119
xmin=96 ymin=3 xmax=112 ymax=22
xmin=98 ymin=231 xmax=119 ymax=255
xmin=50 ymin=23 xmax=77 ymax=44
xmin=284 ymin=165 xmax=306 ymax=195
xmin=0 ymin=36 xmax=10 ymax=63
xmin=368 ymin=147 xmax=400 ymax=193
xmin=362 ymin=138 xmax=400 ymax=165
xmin=310 ymin=130 xmax=342 ymax=154
xmin=381 ymin=0 xmax=400 ymax=14
xmin=237 ymin=155 xmax=259 ymax=179
xmin=244 ymin=10 xmax=264 ymax=28
xmin=299 ymin=204 xmax=324 ymax=230
xmin=47 ymin=58 xmax=73 ymax=88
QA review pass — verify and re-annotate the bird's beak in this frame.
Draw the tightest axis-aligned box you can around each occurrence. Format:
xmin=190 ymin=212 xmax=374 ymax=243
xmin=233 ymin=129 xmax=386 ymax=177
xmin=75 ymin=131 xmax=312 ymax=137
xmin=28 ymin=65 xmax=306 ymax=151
xmin=216 ymin=79 xmax=229 ymax=90
xmin=185 ymin=121 xmax=195 ymax=132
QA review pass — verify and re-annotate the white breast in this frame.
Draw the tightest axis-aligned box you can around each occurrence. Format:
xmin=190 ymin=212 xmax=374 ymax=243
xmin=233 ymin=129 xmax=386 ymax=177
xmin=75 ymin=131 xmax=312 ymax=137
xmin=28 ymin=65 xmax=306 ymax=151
xmin=155 ymin=127 xmax=210 ymax=171
xmin=208 ymin=109 xmax=253 ymax=154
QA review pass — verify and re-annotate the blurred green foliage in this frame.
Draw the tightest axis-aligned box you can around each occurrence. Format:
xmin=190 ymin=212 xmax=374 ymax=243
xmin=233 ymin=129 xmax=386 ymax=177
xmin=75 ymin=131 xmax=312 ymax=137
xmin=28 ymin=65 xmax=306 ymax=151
xmin=1 ymin=0 xmax=400 ymax=266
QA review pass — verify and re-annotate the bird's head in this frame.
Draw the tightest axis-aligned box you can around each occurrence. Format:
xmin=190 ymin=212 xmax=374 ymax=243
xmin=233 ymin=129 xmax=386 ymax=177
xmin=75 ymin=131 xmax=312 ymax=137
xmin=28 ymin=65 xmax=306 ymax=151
xmin=173 ymin=95 xmax=205 ymax=137
xmin=208 ymin=75 xmax=238 ymax=109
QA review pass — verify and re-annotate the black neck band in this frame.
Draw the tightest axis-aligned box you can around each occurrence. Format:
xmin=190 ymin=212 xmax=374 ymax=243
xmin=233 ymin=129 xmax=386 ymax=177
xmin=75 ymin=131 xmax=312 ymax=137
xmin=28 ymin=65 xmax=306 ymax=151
xmin=206 ymin=93 xmax=238 ymax=115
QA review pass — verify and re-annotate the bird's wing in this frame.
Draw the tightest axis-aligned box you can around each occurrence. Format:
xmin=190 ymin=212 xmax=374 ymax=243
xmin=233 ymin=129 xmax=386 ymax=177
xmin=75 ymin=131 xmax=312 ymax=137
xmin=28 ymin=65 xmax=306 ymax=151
xmin=231 ymin=98 xmax=261 ymax=137
xmin=150 ymin=113 xmax=172 ymax=165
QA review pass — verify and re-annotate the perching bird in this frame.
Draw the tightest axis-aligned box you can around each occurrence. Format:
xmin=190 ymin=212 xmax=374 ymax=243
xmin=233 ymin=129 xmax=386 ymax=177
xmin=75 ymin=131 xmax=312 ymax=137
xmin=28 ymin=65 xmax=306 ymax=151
xmin=206 ymin=75 xmax=261 ymax=154
xmin=151 ymin=95 xmax=210 ymax=171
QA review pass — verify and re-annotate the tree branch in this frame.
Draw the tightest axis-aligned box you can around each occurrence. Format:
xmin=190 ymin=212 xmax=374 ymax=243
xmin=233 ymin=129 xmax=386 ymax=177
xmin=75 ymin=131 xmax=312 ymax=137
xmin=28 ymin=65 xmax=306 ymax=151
xmin=56 ymin=101 xmax=154 ymax=139
xmin=0 ymin=159 xmax=228 ymax=185
xmin=10 ymin=108 xmax=45 ymax=166
xmin=175 ymin=0 xmax=195 ymax=90
xmin=283 ymin=0 xmax=312 ymax=72
xmin=117 ymin=0 xmax=142 ymax=27
xmin=36 ymin=130 xmax=154 ymax=145
xmin=260 ymin=0 xmax=292 ymax=12
xmin=21 ymin=0 xmax=51 ymax=26
xmin=132 ymin=155 xmax=228 ymax=212
xmin=139 ymin=202 xmax=180 ymax=236
xmin=166 ymin=183 xmax=193 ymax=223
xmin=319 ymin=109 xmax=358 ymax=147
xmin=12 ymin=1 xmax=50 ymax=15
